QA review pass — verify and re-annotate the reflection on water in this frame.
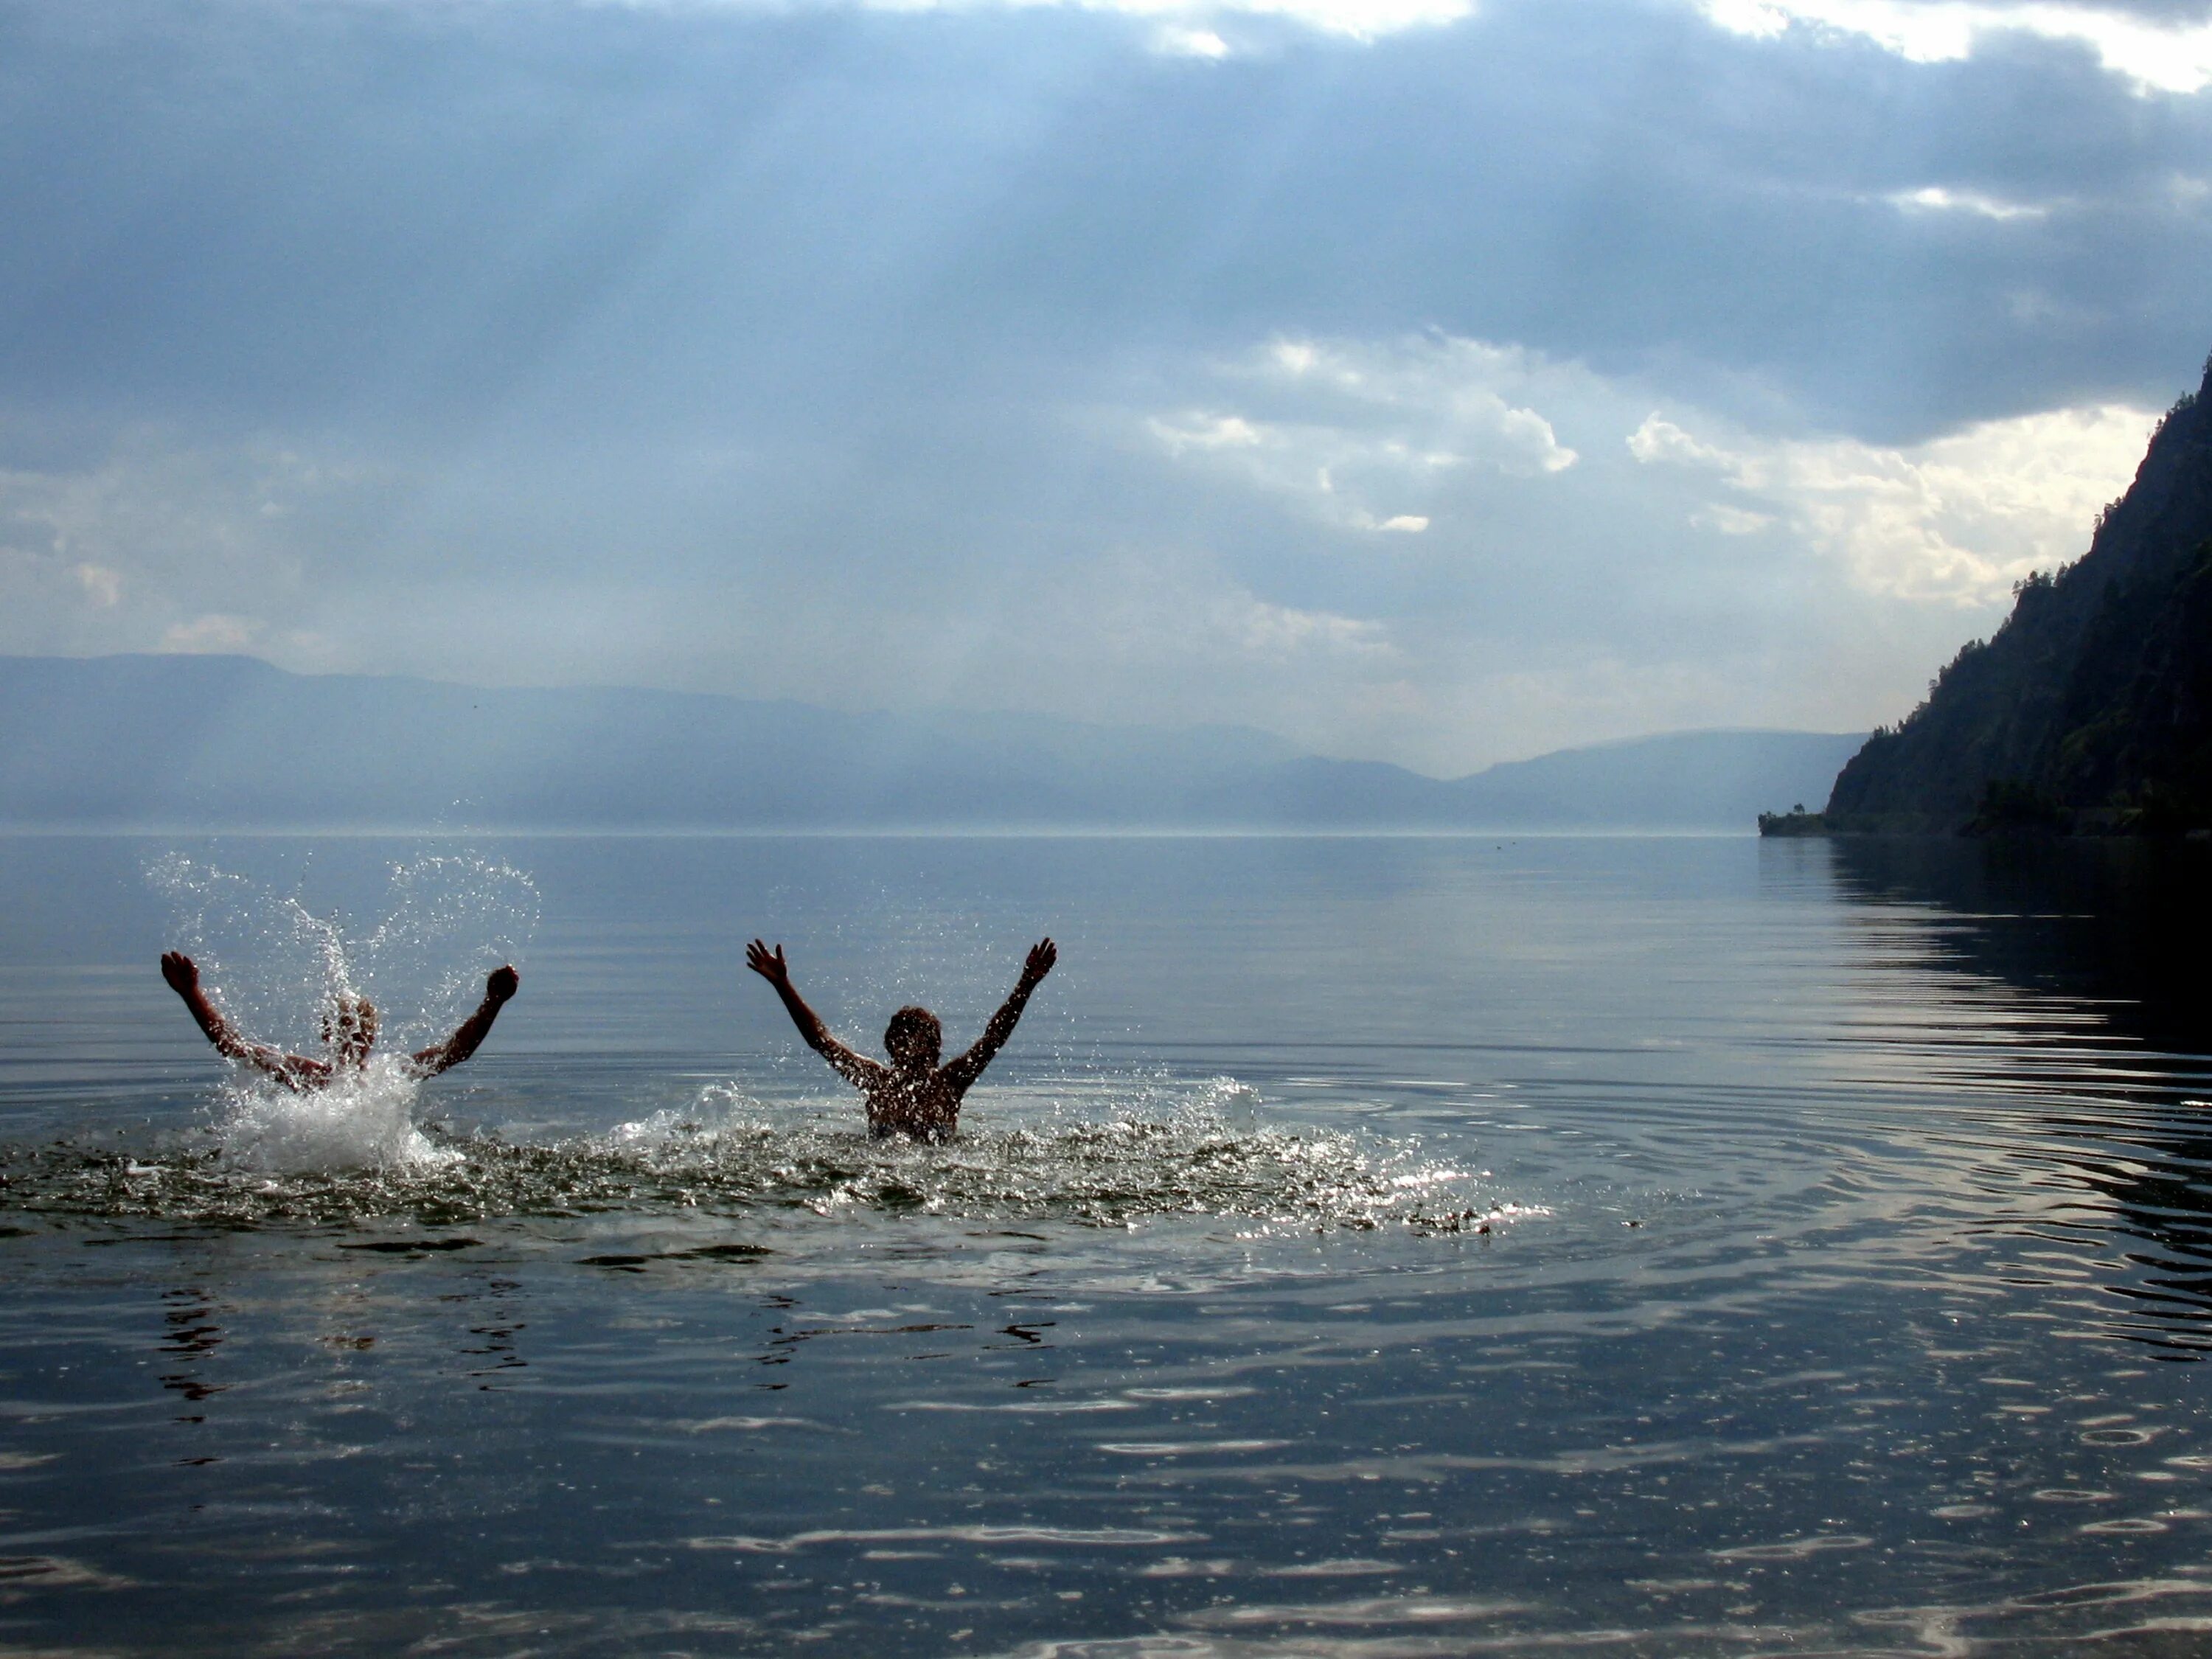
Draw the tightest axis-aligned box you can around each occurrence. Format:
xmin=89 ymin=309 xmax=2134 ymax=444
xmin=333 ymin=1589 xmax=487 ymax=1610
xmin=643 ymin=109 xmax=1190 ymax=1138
xmin=1826 ymin=835 xmax=2212 ymax=1054
xmin=1793 ymin=836 xmax=2212 ymax=1355
xmin=7 ymin=833 xmax=2212 ymax=1655
xmin=157 ymin=1286 xmax=225 ymax=1416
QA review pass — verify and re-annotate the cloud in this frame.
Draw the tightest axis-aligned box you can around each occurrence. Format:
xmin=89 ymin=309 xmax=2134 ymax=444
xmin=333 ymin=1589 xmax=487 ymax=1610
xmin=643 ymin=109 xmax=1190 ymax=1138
xmin=161 ymin=613 xmax=262 ymax=653
xmin=3 ymin=0 xmax=2205 ymax=451
xmin=74 ymin=563 xmax=121 ymax=607
xmin=1253 ymin=335 xmax=1581 ymax=474
xmin=663 ymin=0 xmax=1478 ymax=44
xmin=1700 ymin=0 xmax=2212 ymax=91
xmin=1152 ymin=23 xmax=1233 ymax=53
xmin=551 ymin=0 xmax=2212 ymax=64
xmin=1149 ymin=413 xmax=1265 ymax=452
xmin=1693 ymin=504 xmax=1775 ymax=535
xmin=0 ymin=331 xmax=2166 ymax=774
xmin=1021 ymin=546 xmax=1397 ymax=666
xmin=1141 ymin=333 xmax=1579 ymax=538
xmin=1886 ymin=184 xmax=2051 ymax=218
xmin=1629 ymin=400 xmax=2160 ymax=602
xmin=1237 ymin=594 xmax=1394 ymax=655
xmin=0 ymin=0 xmax=2205 ymax=773
xmin=0 ymin=428 xmax=392 ymax=665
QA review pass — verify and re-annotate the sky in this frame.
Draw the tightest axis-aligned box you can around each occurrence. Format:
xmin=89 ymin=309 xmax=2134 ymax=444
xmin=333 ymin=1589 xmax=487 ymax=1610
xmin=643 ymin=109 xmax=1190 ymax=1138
xmin=0 ymin=0 xmax=2207 ymax=776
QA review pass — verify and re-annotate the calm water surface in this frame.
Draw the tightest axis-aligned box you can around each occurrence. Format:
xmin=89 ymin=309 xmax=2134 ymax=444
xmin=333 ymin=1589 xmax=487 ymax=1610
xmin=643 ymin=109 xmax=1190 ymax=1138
xmin=3 ymin=832 xmax=2212 ymax=1656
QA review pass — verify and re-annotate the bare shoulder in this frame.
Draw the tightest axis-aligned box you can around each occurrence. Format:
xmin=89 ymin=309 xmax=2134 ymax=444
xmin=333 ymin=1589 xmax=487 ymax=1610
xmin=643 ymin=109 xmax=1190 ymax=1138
xmin=835 ymin=1047 xmax=894 ymax=1088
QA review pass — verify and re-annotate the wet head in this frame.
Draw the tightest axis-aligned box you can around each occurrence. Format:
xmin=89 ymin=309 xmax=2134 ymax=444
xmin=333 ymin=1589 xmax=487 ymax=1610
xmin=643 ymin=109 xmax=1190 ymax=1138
xmin=320 ymin=994 xmax=380 ymax=1070
xmin=885 ymin=1005 xmax=942 ymax=1071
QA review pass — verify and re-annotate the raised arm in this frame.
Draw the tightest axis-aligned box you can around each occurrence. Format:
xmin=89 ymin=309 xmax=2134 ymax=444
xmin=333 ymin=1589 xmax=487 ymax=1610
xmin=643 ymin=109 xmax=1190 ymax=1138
xmin=160 ymin=951 xmax=329 ymax=1091
xmin=743 ymin=942 xmax=880 ymax=1097
xmin=942 ymin=937 xmax=1056 ymax=1096
xmin=746 ymin=940 xmax=887 ymax=1090
xmin=409 ymin=965 xmax=519 ymax=1079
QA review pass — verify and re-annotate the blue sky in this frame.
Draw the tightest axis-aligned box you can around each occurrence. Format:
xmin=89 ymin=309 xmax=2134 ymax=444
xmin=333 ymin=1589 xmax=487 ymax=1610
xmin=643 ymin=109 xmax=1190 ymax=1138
xmin=1 ymin=0 xmax=2207 ymax=773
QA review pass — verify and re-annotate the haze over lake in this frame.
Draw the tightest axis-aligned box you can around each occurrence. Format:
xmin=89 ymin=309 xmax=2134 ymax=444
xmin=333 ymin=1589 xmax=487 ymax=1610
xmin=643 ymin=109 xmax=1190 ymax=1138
xmin=0 ymin=655 xmax=1866 ymax=833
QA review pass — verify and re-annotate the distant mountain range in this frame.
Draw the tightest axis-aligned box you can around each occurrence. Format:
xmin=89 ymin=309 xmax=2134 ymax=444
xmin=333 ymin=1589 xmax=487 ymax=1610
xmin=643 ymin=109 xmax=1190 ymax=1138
xmin=0 ymin=654 xmax=1863 ymax=832
xmin=1829 ymin=351 xmax=2212 ymax=835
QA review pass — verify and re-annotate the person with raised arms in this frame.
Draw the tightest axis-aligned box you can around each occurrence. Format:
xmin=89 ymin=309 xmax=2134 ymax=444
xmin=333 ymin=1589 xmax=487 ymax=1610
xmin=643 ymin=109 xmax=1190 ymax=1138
xmin=160 ymin=951 xmax=518 ymax=1092
xmin=746 ymin=937 xmax=1056 ymax=1141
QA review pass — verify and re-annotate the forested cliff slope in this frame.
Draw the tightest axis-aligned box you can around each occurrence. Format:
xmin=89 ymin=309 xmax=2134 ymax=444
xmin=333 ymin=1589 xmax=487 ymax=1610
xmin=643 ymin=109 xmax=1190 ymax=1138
xmin=1828 ymin=354 xmax=2212 ymax=835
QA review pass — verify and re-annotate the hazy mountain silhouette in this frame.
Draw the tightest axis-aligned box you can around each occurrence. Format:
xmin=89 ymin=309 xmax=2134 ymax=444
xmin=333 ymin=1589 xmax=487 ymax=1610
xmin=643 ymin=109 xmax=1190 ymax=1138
xmin=0 ymin=654 xmax=1862 ymax=832
xmin=1829 ymin=351 xmax=2212 ymax=835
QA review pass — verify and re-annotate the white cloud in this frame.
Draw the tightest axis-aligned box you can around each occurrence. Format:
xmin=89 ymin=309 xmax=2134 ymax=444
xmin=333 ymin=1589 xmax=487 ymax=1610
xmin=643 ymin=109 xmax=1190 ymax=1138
xmin=1049 ymin=547 xmax=1394 ymax=661
xmin=1693 ymin=503 xmax=1774 ymax=535
xmin=0 ymin=430 xmax=386 ymax=665
xmin=1256 ymin=336 xmax=1584 ymax=471
xmin=1235 ymin=594 xmax=1394 ymax=655
xmin=1627 ymin=416 xmax=1731 ymax=470
xmin=1145 ymin=406 xmax=1462 ymax=532
xmin=1144 ymin=333 xmax=1579 ymax=537
xmin=0 ymin=342 xmax=2168 ymax=777
xmin=676 ymin=0 xmax=1475 ymax=44
xmin=1113 ymin=329 xmax=2188 ymax=761
xmin=1152 ymin=23 xmax=1232 ymax=53
xmin=74 ymin=563 xmax=122 ymax=607
xmin=1887 ymin=184 xmax=2051 ymax=220
xmin=1630 ymin=400 xmax=2160 ymax=602
xmin=1148 ymin=412 xmax=1265 ymax=451
xmin=1700 ymin=0 xmax=2212 ymax=94
xmin=798 ymin=0 xmax=2212 ymax=77
xmin=161 ymin=613 xmax=262 ymax=653
xmin=1251 ymin=335 xmax=1580 ymax=476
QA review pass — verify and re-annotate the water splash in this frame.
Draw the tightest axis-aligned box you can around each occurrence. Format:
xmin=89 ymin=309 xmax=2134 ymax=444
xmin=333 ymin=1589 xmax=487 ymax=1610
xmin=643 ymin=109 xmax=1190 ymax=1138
xmin=114 ymin=856 xmax=1522 ymax=1231
xmin=147 ymin=850 xmax=538 ymax=1172
xmin=150 ymin=851 xmax=538 ymax=1053
xmin=2 ymin=1081 xmax=1524 ymax=1235
xmin=211 ymin=1058 xmax=456 ymax=1175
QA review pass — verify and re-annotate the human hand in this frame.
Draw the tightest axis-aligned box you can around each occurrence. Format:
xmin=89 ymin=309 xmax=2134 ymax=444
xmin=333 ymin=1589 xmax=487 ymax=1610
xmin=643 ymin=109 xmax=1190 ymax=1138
xmin=1023 ymin=937 xmax=1057 ymax=984
xmin=746 ymin=939 xmax=790 ymax=987
xmin=485 ymin=965 xmax=519 ymax=1004
xmin=161 ymin=951 xmax=200 ymax=995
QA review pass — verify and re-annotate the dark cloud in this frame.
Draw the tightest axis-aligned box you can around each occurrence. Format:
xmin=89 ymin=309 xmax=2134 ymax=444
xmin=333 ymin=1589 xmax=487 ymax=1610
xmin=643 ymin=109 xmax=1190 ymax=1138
xmin=0 ymin=0 xmax=2205 ymax=445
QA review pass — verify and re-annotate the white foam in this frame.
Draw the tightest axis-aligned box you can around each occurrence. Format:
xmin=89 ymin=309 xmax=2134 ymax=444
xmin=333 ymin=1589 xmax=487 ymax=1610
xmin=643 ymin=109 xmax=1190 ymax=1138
xmin=1192 ymin=1077 xmax=1262 ymax=1131
xmin=609 ymin=1082 xmax=779 ymax=1149
xmin=213 ymin=1055 xmax=458 ymax=1175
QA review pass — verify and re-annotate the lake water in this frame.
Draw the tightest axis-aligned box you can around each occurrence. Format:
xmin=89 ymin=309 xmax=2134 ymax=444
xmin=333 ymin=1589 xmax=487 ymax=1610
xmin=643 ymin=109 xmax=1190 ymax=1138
xmin=3 ymin=832 xmax=2212 ymax=1656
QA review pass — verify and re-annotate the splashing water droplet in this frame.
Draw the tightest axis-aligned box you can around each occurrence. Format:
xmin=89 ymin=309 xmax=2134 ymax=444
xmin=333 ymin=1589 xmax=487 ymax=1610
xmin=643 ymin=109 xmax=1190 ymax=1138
xmin=146 ymin=850 xmax=539 ymax=1172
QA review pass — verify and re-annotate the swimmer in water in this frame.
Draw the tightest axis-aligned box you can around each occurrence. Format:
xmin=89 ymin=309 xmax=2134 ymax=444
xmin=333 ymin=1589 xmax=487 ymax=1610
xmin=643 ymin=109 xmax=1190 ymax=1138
xmin=745 ymin=936 xmax=1057 ymax=1141
xmin=159 ymin=951 xmax=518 ymax=1093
